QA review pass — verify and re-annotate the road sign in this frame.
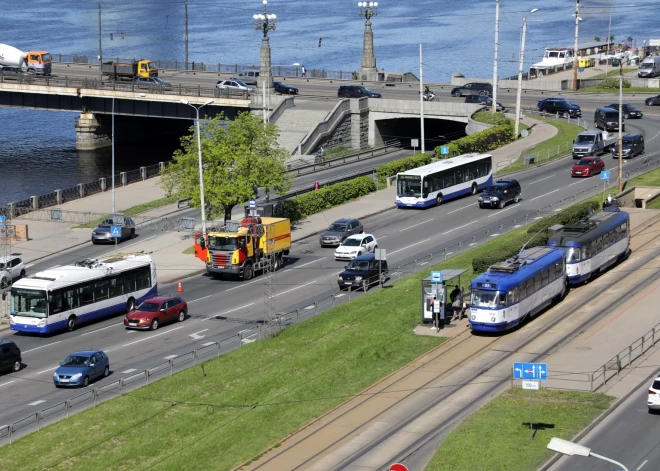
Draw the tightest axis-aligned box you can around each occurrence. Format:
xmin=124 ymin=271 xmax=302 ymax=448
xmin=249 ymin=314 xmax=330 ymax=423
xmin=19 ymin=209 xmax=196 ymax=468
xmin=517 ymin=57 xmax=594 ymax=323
xmin=0 ymin=216 xmax=5 ymax=227
xmin=513 ymin=362 xmax=548 ymax=380
xmin=390 ymin=464 xmax=409 ymax=471
xmin=375 ymin=248 xmax=386 ymax=260
xmin=430 ymin=270 xmax=442 ymax=283
xmin=600 ymin=170 xmax=610 ymax=181
xmin=440 ymin=145 xmax=449 ymax=155
xmin=248 ymin=200 xmax=257 ymax=209
xmin=522 ymin=380 xmax=540 ymax=390
xmin=411 ymin=138 xmax=419 ymax=148
xmin=110 ymin=225 xmax=122 ymax=238
xmin=521 ymin=129 xmax=529 ymax=138
xmin=579 ymin=67 xmax=585 ymax=72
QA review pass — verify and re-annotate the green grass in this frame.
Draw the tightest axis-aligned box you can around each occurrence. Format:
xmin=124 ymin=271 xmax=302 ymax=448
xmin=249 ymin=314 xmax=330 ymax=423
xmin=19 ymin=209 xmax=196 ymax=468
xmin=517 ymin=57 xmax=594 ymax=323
xmin=496 ymin=117 xmax=584 ymax=176
xmin=587 ymin=67 xmax=637 ymax=79
xmin=578 ymin=86 xmax=660 ymax=93
xmin=426 ymin=388 xmax=613 ymax=471
xmin=182 ymin=246 xmax=195 ymax=255
xmin=74 ymin=195 xmax=178 ymax=229
xmin=472 ymin=111 xmax=514 ymax=126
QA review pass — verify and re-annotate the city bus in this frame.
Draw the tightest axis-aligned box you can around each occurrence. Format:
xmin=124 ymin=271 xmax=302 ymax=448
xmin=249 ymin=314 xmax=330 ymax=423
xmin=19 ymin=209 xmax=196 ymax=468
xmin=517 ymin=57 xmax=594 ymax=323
xmin=396 ymin=153 xmax=493 ymax=208
xmin=9 ymin=253 xmax=157 ymax=334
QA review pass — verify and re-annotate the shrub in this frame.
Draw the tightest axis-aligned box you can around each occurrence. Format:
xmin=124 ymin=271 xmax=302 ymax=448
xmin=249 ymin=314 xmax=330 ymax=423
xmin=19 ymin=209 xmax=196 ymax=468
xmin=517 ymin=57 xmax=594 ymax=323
xmin=435 ymin=125 xmax=514 ymax=158
xmin=375 ymin=154 xmax=433 ymax=185
xmin=274 ymin=176 xmax=376 ymax=222
xmin=597 ymin=77 xmax=631 ymax=89
xmin=471 ymin=111 xmax=513 ymax=127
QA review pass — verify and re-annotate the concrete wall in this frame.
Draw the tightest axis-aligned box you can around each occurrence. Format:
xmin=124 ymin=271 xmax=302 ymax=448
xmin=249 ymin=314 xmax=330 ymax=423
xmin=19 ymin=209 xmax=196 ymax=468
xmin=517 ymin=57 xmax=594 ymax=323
xmin=614 ymin=186 xmax=660 ymax=209
xmin=575 ymin=77 xmax=660 ymax=89
xmin=451 ymin=75 xmax=566 ymax=92
xmin=465 ymin=114 xmax=494 ymax=135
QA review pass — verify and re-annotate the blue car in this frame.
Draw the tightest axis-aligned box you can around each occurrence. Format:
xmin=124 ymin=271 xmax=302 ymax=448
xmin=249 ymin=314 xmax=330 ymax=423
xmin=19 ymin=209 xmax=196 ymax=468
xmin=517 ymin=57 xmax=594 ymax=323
xmin=53 ymin=350 xmax=110 ymax=388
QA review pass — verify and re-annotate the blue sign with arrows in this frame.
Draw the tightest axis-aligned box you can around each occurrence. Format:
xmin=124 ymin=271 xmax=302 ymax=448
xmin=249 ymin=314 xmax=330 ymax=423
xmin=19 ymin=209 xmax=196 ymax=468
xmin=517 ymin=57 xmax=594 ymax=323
xmin=110 ymin=225 xmax=122 ymax=238
xmin=440 ymin=145 xmax=449 ymax=155
xmin=600 ymin=170 xmax=610 ymax=181
xmin=0 ymin=216 xmax=5 ymax=227
xmin=513 ymin=362 xmax=548 ymax=380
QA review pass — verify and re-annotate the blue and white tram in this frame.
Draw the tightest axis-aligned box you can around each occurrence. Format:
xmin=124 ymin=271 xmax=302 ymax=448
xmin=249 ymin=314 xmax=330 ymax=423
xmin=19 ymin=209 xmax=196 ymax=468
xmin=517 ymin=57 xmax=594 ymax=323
xmin=548 ymin=208 xmax=630 ymax=285
xmin=469 ymin=247 xmax=567 ymax=333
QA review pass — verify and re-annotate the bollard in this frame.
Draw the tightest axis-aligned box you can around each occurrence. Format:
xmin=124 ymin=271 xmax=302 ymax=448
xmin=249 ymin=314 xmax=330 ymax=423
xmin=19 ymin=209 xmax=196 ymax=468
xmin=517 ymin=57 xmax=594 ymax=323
xmin=444 ymin=248 xmax=447 ymax=261
xmin=616 ymin=354 xmax=620 ymax=376
xmin=55 ymin=189 xmax=63 ymax=204
xmin=642 ymin=335 xmax=645 ymax=354
xmin=120 ymin=378 xmax=124 ymax=394
xmin=78 ymin=183 xmax=85 ymax=198
xmin=120 ymin=172 xmax=127 ymax=186
xmin=140 ymin=166 xmax=147 ymax=180
xmin=332 ymin=294 xmax=336 ymax=308
xmin=654 ymin=327 xmax=656 ymax=345
xmin=314 ymin=302 xmax=318 ymax=316
xmin=193 ymin=350 xmax=197 ymax=365
xmin=37 ymin=411 xmax=41 ymax=432
xmin=170 ymin=359 xmax=174 ymax=375
xmin=590 ymin=373 xmax=593 ymax=393
xmin=238 ymin=332 xmax=243 ymax=348
xmin=629 ymin=345 xmax=632 ymax=366
xmin=66 ymin=400 xmax=70 ymax=419
xmin=93 ymin=389 xmax=97 ymax=407
xmin=602 ymin=365 xmax=606 ymax=385
xmin=217 ymin=342 xmax=221 ymax=357
xmin=348 ymin=286 xmax=352 ymax=301
xmin=159 ymin=161 xmax=167 ymax=171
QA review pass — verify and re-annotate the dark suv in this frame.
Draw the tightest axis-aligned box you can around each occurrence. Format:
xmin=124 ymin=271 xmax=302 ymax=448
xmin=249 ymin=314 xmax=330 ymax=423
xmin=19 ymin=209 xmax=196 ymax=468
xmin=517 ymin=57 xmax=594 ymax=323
xmin=0 ymin=341 xmax=21 ymax=374
xmin=537 ymin=98 xmax=582 ymax=117
xmin=337 ymin=85 xmax=382 ymax=98
xmin=594 ymin=107 xmax=624 ymax=132
xmin=478 ymin=179 xmax=522 ymax=209
xmin=612 ymin=134 xmax=645 ymax=159
xmin=337 ymin=253 xmax=388 ymax=291
xmin=320 ymin=218 xmax=364 ymax=247
xmin=451 ymin=82 xmax=492 ymax=97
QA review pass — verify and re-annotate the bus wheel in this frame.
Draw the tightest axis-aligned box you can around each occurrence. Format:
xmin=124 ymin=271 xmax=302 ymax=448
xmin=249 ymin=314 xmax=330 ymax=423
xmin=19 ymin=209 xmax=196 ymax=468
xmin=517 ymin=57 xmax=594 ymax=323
xmin=436 ymin=194 xmax=443 ymax=206
xmin=126 ymin=298 xmax=136 ymax=313
xmin=67 ymin=315 xmax=77 ymax=332
xmin=471 ymin=183 xmax=478 ymax=195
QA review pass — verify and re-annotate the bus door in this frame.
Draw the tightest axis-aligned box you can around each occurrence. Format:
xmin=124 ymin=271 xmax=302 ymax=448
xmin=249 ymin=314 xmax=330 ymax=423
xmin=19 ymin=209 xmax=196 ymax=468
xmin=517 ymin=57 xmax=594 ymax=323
xmin=193 ymin=232 xmax=208 ymax=262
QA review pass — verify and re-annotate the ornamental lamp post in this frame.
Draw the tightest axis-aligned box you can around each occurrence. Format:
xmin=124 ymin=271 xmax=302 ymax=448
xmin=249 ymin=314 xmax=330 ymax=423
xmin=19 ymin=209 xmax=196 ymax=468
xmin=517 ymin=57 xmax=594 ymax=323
xmin=357 ymin=1 xmax=379 ymax=81
xmin=514 ymin=8 xmax=538 ymax=140
xmin=253 ymin=0 xmax=277 ymax=125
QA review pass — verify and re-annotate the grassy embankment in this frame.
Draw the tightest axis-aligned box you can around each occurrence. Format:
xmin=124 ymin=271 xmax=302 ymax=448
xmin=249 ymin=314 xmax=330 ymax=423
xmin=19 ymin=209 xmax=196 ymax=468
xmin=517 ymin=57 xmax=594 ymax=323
xmin=74 ymin=195 xmax=178 ymax=229
xmin=587 ymin=67 xmax=637 ymax=79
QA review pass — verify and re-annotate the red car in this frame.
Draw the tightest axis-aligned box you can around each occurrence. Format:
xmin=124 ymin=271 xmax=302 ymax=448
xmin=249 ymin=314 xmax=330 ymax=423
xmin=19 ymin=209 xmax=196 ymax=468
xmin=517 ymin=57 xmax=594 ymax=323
xmin=124 ymin=296 xmax=188 ymax=331
xmin=571 ymin=157 xmax=604 ymax=177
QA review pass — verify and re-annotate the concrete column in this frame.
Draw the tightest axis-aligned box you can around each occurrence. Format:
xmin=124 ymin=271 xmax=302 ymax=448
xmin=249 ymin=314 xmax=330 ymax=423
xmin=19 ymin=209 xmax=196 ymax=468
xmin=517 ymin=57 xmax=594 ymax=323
xmin=55 ymin=190 xmax=63 ymax=205
xmin=259 ymin=37 xmax=273 ymax=90
xmin=99 ymin=178 xmax=107 ymax=192
xmin=78 ymin=184 xmax=85 ymax=198
xmin=120 ymin=172 xmax=128 ymax=186
xmin=349 ymin=98 xmax=371 ymax=149
xmin=31 ymin=196 xmax=38 ymax=210
xmin=140 ymin=167 xmax=147 ymax=180
xmin=359 ymin=20 xmax=378 ymax=81
xmin=74 ymin=112 xmax=111 ymax=150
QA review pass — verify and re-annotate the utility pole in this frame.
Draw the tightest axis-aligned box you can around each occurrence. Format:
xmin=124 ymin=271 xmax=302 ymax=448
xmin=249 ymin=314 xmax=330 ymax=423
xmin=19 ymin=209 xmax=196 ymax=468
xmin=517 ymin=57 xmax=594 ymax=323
xmin=618 ymin=59 xmax=624 ymax=192
xmin=185 ymin=0 xmax=189 ymax=70
xmin=0 ymin=222 xmax=15 ymax=321
xmin=572 ymin=0 xmax=580 ymax=91
xmin=492 ymin=0 xmax=500 ymax=113
xmin=98 ymin=2 xmax=103 ymax=83
xmin=419 ymin=43 xmax=425 ymax=154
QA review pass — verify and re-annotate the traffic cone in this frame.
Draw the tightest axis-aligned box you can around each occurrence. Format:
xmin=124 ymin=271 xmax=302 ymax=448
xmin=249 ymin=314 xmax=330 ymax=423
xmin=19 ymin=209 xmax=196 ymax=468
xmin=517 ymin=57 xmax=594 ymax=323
xmin=177 ymin=280 xmax=183 ymax=292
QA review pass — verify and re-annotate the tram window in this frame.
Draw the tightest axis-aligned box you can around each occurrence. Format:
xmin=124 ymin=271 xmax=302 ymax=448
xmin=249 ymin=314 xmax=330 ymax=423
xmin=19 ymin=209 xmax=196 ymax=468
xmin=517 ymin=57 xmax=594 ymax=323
xmin=583 ymin=244 xmax=591 ymax=259
xmin=532 ymin=275 xmax=540 ymax=293
xmin=508 ymin=287 xmax=519 ymax=304
xmin=541 ymin=269 xmax=549 ymax=287
xmin=520 ymin=281 xmax=529 ymax=300
xmin=555 ymin=262 xmax=563 ymax=278
xmin=596 ymin=237 xmax=603 ymax=252
xmin=498 ymin=293 xmax=507 ymax=306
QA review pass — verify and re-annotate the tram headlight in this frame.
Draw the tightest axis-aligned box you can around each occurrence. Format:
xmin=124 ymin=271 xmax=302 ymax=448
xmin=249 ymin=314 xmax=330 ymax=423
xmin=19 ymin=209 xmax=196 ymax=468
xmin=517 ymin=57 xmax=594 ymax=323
xmin=491 ymin=317 xmax=496 ymax=322
xmin=471 ymin=315 xmax=476 ymax=320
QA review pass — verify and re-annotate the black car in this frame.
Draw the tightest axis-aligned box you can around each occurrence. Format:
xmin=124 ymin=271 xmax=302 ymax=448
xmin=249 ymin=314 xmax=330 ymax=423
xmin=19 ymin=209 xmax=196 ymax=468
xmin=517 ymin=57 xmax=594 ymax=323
xmin=478 ymin=179 xmax=521 ymax=209
xmin=337 ymin=85 xmax=382 ymax=98
xmin=537 ymin=98 xmax=582 ymax=117
xmin=320 ymin=218 xmax=364 ymax=247
xmin=594 ymin=107 xmax=624 ymax=132
xmin=464 ymin=94 xmax=505 ymax=111
xmin=0 ymin=341 xmax=21 ymax=374
xmin=273 ymin=81 xmax=298 ymax=95
xmin=337 ymin=253 xmax=388 ymax=291
xmin=451 ymin=82 xmax=492 ymax=97
xmin=612 ymin=134 xmax=645 ymax=159
xmin=645 ymin=95 xmax=660 ymax=106
xmin=607 ymin=103 xmax=643 ymax=119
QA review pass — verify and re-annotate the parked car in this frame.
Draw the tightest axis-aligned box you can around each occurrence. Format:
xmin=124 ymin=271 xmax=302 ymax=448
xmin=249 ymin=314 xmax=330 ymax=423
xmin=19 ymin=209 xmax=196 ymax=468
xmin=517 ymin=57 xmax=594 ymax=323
xmin=216 ymin=79 xmax=255 ymax=91
xmin=0 ymin=341 xmax=21 ymax=374
xmin=594 ymin=107 xmax=624 ymax=132
xmin=478 ymin=179 xmax=522 ymax=209
xmin=320 ymin=218 xmax=364 ymax=247
xmin=0 ymin=254 xmax=25 ymax=290
xmin=237 ymin=70 xmax=259 ymax=86
xmin=648 ymin=374 xmax=660 ymax=412
xmin=464 ymin=94 xmax=506 ymax=111
xmin=537 ymin=98 xmax=582 ymax=117
xmin=134 ymin=77 xmax=173 ymax=91
xmin=571 ymin=157 xmax=605 ymax=177
xmin=91 ymin=216 xmax=136 ymax=244
xmin=451 ymin=82 xmax=492 ymax=97
xmin=124 ymin=296 xmax=188 ymax=331
xmin=337 ymin=85 xmax=382 ymax=98
xmin=53 ymin=350 xmax=110 ymax=388
xmin=273 ymin=81 xmax=298 ymax=95
xmin=645 ymin=95 xmax=660 ymax=106
xmin=334 ymin=233 xmax=378 ymax=261
xmin=612 ymin=134 xmax=645 ymax=159
xmin=337 ymin=253 xmax=388 ymax=291
xmin=607 ymin=103 xmax=643 ymax=119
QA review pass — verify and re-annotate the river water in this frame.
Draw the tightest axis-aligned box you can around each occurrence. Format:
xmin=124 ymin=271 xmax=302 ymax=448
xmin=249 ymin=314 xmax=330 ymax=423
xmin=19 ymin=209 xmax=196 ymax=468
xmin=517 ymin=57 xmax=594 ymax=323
xmin=0 ymin=0 xmax=649 ymax=203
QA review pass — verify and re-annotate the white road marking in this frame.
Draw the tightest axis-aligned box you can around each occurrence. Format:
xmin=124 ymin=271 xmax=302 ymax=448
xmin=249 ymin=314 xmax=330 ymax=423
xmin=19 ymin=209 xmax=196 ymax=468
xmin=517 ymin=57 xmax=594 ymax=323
xmin=304 ymin=305 xmax=315 ymax=310
xmin=226 ymin=279 xmax=262 ymax=291
xmin=529 ymin=174 xmax=555 ymax=184
xmin=487 ymin=206 xmax=515 ymax=217
xmin=188 ymin=294 xmax=213 ymax=304
xmin=25 ymin=263 xmax=35 ymax=268
xmin=37 ymin=366 xmax=58 ymax=375
xmin=418 ymin=262 xmax=428 ymax=266
xmin=529 ymin=189 xmax=561 ymax=201
xmin=23 ymin=341 xmax=61 ymax=354
xmin=189 ymin=329 xmax=209 ymax=340
xmin=121 ymin=326 xmax=185 ymax=347
xmin=102 ymin=236 xmax=156 ymax=256
xmin=567 ymin=180 xmax=582 ymax=186
xmin=334 ymin=293 xmax=345 ymax=298
xmin=446 ymin=252 xmax=453 ymax=256
xmin=164 ymin=355 xmax=178 ymax=360
xmin=201 ymin=303 xmax=255 ymax=321
xmin=638 ymin=460 xmax=648 ymax=470
xmin=29 ymin=400 xmax=46 ymax=406
xmin=514 ymin=224 xmax=522 ymax=228
xmin=275 ymin=280 xmax=316 ymax=297
xmin=202 ymin=342 xmax=215 ymax=347
xmin=442 ymin=221 xmax=477 ymax=235
xmin=490 ymin=234 xmax=500 ymax=237
xmin=378 ymin=235 xmax=388 ymax=239
xmin=447 ymin=203 xmax=474 ymax=214
xmin=389 ymin=238 xmax=433 ymax=255
xmin=469 ymin=243 xmax=476 ymax=246
xmin=238 ymin=329 xmax=250 ymax=335
xmin=285 ymin=257 xmax=327 ymax=271
xmin=399 ymin=218 xmax=434 ymax=231
xmin=121 ymin=369 xmax=138 ymax=374
xmin=81 ymin=323 xmax=123 ymax=336
xmin=0 ymin=381 xmax=15 ymax=388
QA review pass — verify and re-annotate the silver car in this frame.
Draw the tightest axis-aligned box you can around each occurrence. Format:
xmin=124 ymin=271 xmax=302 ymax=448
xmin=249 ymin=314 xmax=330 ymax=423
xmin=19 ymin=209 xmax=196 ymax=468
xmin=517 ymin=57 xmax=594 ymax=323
xmin=91 ymin=217 xmax=136 ymax=244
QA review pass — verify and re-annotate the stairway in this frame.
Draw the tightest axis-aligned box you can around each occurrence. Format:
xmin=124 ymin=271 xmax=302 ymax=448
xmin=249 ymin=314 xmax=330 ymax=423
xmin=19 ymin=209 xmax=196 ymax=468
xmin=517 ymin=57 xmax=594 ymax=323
xmin=275 ymin=102 xmax=336 ymax=154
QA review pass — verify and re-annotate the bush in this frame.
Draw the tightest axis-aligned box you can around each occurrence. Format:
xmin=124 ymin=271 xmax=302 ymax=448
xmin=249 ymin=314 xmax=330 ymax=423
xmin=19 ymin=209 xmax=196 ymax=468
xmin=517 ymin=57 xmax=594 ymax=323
xmin=275 ymin=176 xmax=376 ymax=222
xmin=471 ymin=200 xmax=601 ymax=273
xmin=375 ymin=153 xmax=433 ymax=185
xmin=471 ymin=111 xmax=513 ymax=127
xmin=435 ymin=125 xmax=514 ymax=158
xmin=597 ymin=77 xmax=631 ymax=89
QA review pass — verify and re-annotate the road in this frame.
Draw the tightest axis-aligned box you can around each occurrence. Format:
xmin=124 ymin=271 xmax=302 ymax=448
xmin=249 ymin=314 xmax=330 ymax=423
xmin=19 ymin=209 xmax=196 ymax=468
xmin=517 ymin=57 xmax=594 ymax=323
xmin=0 ymin=85 xmax=659 ymax=439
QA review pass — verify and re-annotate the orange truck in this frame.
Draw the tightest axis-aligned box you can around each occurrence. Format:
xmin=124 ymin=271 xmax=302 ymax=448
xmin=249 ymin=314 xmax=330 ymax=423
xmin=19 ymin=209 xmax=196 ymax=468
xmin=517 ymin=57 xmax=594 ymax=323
xmin=0 ymin=44 xmax=52 ymax=75
xmin=193 ymin=217 xmax=291 ymax=281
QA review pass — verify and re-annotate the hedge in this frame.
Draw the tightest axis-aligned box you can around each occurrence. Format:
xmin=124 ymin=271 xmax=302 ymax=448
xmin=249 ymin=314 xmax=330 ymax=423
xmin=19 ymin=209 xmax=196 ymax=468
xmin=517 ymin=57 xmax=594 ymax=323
xmin=435 ymin=125 xmax=514 ymax=158
xmin=274 ymin=176 xmax=376 ymax=222
xmin=598 ymin=77 xmax=631 ymax=89
xmin=471 ymin=200 xmax=601 ymax=273
xmin=375 ymin=153 xmax=433 ymax=185
xmin=471 ymin=111 xmax=513 ymax=127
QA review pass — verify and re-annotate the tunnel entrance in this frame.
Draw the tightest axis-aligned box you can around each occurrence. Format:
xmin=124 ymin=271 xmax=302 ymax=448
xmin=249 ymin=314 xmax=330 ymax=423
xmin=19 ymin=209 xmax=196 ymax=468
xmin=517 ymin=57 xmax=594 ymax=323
xmin=373 ymin=118 xmax=467 ymax=152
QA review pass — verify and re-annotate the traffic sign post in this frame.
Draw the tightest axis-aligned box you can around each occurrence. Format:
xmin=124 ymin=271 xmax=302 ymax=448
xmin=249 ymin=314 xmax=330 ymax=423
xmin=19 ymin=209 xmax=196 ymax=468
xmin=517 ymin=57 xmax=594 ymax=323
xmin=110 ymin=225 xmax=121 ymax=252
xmin=375 ymin=248 xmax=386 ymax=287
xmin=411 ymin=139 xmax=419 ymax=155
xmin=600 ymin=171 xmax=610 ymax=204
xmin=389 ymin=464 xmax=408 ymax=471
xmin=513 ymin=363 xmax=548 ymax=440
xmin=440 ymin=145 xmax=449 ymax=157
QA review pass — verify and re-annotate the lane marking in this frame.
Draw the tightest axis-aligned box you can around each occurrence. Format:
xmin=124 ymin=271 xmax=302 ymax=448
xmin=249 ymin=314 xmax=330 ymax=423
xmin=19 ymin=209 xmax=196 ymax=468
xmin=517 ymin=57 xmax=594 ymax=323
xmin=121 ymin=369 xmax=138 ymax=374
xmin=334 ymin=293 xmax=345 ymax=298
xmin=529 ymin=188 xmax=561 ymax=201
xmin=389 ymin=238 xmax=433 ymax=255
xmin=286 ymin=257 xmax=327 ymax=270
xmin=226 ymin=279 xmax=262 ymax=291
xmin=275 ymin=280 xmax=316 ymax=298
xmin=441 ymin=220 xmax=477 ymax=235
xmin=29 ymin=400 xmax=46 ymax=406
xmin=447 ymin=203 xmax=474 ymax=214
xmin=304 ymin=305 xmax=315 ymax=310
xmin=487 ymin=206 xmax=515 ymax=217
xmin=201 ymin=303 xmax=255 ymax=322
xmin=188 ymin=294 xmax=213 ymax=304
xmin=163 ymin=355 xmax=178 ymax=360
xmin=399 ymin=218 xmax=434 ymax=231
xmin=529 ymin=174 xmax=555 ymax=184
xmin=121 ymin=326 xmax=185 ymax=347
xmin=378 ymin=235 xmax=388 ymax=239
xmin=23 ymin=341 xmax=61 ymax=354
xmin=37 ymin=366 xmax=58 ymax=375
xmin=102 ymin=236 xmax=156 ymax=256
xmin=567 ymin=180 xmax=582 ymax=186
xmin=81 ymin=323 xmax=123 ymax=336
xmin=418 ymin=262 xmax=428 ymax=266
xmin=638 ymin=459 xmax=648 ymax=470
xmin=238 ymin=329 xmax=250 ymax=335
xmin=446 ymin=252 xmax=453 ymax=256
xmin=0 ymin=381 xmax=15 ymax=388
xmin=201 ymin=342 xmax=215 ymax=347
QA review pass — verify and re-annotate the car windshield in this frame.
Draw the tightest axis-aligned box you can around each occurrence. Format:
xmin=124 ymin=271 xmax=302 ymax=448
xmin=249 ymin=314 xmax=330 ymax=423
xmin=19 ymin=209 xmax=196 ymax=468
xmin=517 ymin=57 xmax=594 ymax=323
xmin=576 ymin=135 xmax=595 ymax=144
xmin=577 ymin=159 xmax=593 ymax=166
xmin=471 ymin=289 xmax=502 ymax=307
xmin=327 ymin=223 xmax=347 ymax=232
xmin=10 ymin=288 xmax=48 ymax=318
xmin=640 ymin=62 xmax=653 ymax=69
xmin=208 ymin=236 xmax=238 ymax=250
xmin=342 ymin=238 xmax=362 ymax=247
xmin=61 ymin=355 xmax=90 ymax=367
xmin=605 ymin=112 xmax=618 ymax=119
xmin=235 ymin=80 xmax=248 ymax=87
xmin=622 ymin=138 xmax=635 ymax=145
xmin=397 ymin=176 xmax=421 ymax=197
xmin=483 ymin=185 xmax=504 ymax=194
xmin=346 ymin=261 xmax=369 ymax=271
xmin=136 ymin=301 xmax=160 ymax=312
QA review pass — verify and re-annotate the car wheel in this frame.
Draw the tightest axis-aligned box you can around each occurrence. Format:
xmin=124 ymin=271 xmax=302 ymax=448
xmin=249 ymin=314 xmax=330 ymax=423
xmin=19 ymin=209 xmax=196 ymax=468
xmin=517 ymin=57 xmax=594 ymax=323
xmin=451 ymin=90 xmax=460 ymax=97
xmin=178 ymin=311 xmax=185 ymax=322
xmin=479 ymin=90 xmax=488 ymax=96
xmin=103 ymin=366 xmax=110 ymax=378
xmin=126 ymin=298 xmax=136 ymax=313
xmin=82 ymin=376 xmax=90 ymax=388
xmin=514 ymin=195 xmax=520 ymax=203
xmin=594 ymin=121 xmax=598 ymax=129
xmin=436 ymin=194 xmax=443 ymax=206
xmin=624 ymin=113 xmax=629 ymax=119
xmin=498 ymin=200 xmax=505 ymax=209
xmin=12 ymin=359 xmax=21 ymax=372
xmin=67 ymin=315 xmax=77 ymax=332
xmin=243 ymin=263 xmax=254 ymax=281
xmin=151 ymin=318 xmax=159 ymax=331
xmin=130 ymin=229 xmax=136 ymax=239
xmin=471 ymin=183 xmax=478 ymax=195
xmin=19 ymin=269 xmax=26 ymax=279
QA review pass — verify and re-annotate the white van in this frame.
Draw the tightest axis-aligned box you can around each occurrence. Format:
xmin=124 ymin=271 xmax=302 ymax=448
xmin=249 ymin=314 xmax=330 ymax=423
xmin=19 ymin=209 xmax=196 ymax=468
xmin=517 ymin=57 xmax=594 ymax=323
xmin=638 ymin=56 xmax=660 ymax=78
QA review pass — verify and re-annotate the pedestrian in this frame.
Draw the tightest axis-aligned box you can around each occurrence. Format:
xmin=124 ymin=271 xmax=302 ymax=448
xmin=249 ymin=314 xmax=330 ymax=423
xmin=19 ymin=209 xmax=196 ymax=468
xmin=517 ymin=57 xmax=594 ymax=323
xmin=301 ymin=65 xmax=307 ymax=78
xmin=314 ymin=181 xmax=319 ymax=191
xmin=450 ymin=285 xmax=463 ymax=322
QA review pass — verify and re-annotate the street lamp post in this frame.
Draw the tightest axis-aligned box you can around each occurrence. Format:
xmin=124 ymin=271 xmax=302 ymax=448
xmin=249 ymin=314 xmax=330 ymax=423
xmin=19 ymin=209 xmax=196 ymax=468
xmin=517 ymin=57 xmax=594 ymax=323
xmin=357 ymin=1 xmax=379 ymax=81
xmin=266 ymin=63 xmax=300 ymax=122
xmin=180 ymin=99 xmax=215 ymax=233
xmin=98 ymin=2 xmax=103 ymax=83
xmin=572 ymin=0 xmax=581 ymax=91
xmin=514 ymin=8 xmax=538 ymax=140
xmin=253 ymin=0 xmax=277 ymax=125
xmin=547 ymin=437 xmax=630 ymax=470
xmin=618 ymin=57 xmax=627 ymax=192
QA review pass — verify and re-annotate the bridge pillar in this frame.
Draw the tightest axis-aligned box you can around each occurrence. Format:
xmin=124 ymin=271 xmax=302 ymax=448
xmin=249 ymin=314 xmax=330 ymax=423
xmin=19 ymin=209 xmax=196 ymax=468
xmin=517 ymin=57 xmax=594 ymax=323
xmin=74 ymin=112 xmax=111 ymax=150
xmin=350 ymin=99 xmax=370 ymax=149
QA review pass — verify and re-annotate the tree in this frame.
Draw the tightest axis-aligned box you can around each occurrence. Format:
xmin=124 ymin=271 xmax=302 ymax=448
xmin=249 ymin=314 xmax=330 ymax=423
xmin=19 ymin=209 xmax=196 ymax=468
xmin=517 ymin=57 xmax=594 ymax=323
xmin=160 ymin=112 xmax=292 ymax=222
xmin=594 ymin=36 xmax=601 ymax=43
xmin=627 ymin=36 xmax=633 ymax=46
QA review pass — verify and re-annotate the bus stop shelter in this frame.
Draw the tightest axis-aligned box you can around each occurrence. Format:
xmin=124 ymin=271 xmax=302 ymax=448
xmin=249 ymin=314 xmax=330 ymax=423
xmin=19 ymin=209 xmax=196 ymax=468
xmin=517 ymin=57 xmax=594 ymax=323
xmin=421 ymin=269 xmax=468 ymax=326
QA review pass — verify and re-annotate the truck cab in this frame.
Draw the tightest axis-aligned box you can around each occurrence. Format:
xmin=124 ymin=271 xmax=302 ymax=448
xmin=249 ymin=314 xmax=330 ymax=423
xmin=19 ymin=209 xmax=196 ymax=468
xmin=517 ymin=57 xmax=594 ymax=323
xmin=137 ymin=60 xmax=158 ymax=78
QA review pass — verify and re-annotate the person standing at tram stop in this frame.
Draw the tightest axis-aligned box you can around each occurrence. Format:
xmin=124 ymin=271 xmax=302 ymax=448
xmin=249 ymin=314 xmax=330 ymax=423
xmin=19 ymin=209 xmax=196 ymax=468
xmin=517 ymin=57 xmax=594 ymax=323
xmin=450 ymin=285 xmax=463 ymax=323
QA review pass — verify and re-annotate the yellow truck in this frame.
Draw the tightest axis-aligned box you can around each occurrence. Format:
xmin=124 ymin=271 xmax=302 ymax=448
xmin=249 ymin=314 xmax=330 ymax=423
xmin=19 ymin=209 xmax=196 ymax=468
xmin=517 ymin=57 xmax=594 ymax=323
xmin=101 ymin=59 xmax=158 ymax=81
xmin=194 ymin=217 xmax=291 ymax=280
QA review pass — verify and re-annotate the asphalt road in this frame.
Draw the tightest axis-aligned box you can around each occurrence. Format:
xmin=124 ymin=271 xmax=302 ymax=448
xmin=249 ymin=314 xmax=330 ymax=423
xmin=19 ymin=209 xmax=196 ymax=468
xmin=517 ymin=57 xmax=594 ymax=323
xmin=0 ymin=85 xmax=659 ymax=432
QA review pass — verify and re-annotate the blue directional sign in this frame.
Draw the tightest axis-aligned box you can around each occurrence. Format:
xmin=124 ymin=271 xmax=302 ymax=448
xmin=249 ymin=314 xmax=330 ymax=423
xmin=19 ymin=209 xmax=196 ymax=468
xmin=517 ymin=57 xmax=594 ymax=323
xmin=110 ymin=225 xmax=122 ymax=238
xmin=513 ymin=362 xmax=548 ymax=380
xmin=600 ymin=170 xmax=610 ymax=181
xmin=248 ymin=199 xmax=257 ymax=209
xmin=440 ymin=145 xmax=449 ymax=155
xmin=0 ymin=216 xmax=5 ymax=227
xmin=430 ymin=271 xmax=443 ymax=283
xmin=579 ymin=67 xmax=585 ymax=72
